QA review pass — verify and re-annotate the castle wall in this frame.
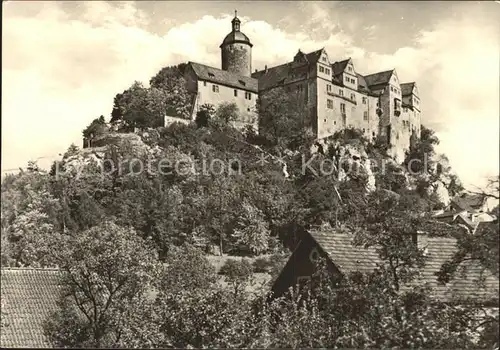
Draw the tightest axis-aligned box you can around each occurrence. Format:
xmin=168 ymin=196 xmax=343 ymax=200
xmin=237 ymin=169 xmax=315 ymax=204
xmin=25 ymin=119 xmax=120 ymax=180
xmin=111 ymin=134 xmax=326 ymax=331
xmin=194 ymin=80 xmax=257 ymax=129
xmin=221 ymin=43 xmax=252 ymax=77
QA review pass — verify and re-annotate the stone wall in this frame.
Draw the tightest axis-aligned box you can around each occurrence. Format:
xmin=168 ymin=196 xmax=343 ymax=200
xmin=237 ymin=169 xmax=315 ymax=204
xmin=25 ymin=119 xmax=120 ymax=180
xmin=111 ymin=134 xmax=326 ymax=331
xmin=221 ymin=43 xmax=252 ymax=77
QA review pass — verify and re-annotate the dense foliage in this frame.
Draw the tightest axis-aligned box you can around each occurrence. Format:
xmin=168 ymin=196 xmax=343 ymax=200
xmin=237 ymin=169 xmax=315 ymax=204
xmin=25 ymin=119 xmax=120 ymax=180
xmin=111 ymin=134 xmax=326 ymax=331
xmin=1 ymin=64 xmax=498 ymax=348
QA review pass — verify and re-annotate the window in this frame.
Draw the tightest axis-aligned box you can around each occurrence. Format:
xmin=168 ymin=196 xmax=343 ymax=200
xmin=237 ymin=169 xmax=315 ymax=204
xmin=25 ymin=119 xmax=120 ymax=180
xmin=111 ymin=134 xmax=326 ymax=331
xmin=322 ymin=56 xmax=327 ymax=62
xmin=376 ymin=101 xmax=380 ymax=107
xmin=327 ymin=84 xmax=332 ymax=92
xmin=208 ymin=72 xmax=215 ymax=78
xmin=324 ymin=118 xmax=327 ymax=122
xmin=212 ymin=85 xmax=219 ymax=93
xmin=247 ymin=107 xmax=250 ymax=112
xmin=234 ymin=89 xmax=238 ymax=97
xmin=327 ymin=99 xmax=333 ymax=109
xmin=325 ymin=68 xmax=330 ymax=75
xmin=340 ymin=103 xmax=346 ymax=114
xmin=363 ymin=128 xmax=366 ymax=133
xmin=348 ymin=66 xmax=353 ymax=72
xmin=334 ymin=121 xmax=337 ymax=125
xmin=345 ymin=76 xmax=349 ymax=82
xmin=238 ymin=80 xmax=246 ymax=86
xmin=297 ymin=84 xmax=303 ymax=92
xmin=319 ymin=66 xmax=325 ymax=73
xmin=309 ymin=248 xmax=320 ymax=263
xmin=350 ymin=93 xmax=355 ymax=101
xmin=362 ymin=97 xmax=367 ymax=104
xmin=203 ymin=81 xmax=207 ymax=86
xmin=363 ymin=111 xmax=368 ymax=120
xmin=245 ymin=92 xmax=252 ymax=100
xmin=339 ymin=89 xmax=344 ymax=96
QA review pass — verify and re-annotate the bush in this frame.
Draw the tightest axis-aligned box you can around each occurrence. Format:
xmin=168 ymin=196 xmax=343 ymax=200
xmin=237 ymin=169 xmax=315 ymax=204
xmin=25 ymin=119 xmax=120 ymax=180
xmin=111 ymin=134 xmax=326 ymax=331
xmin=252 ymin=256 xmax=272 ymax=273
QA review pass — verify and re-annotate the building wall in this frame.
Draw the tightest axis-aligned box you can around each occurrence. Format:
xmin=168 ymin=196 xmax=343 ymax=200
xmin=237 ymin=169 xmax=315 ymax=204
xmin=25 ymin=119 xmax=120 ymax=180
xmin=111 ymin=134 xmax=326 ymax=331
xmin=221 ymin=43 xmax=252 ymax=77
xmin=316 ymin=80 xmax=380 ymax=141
xmin=193 ymin=79 xmax=258 ymax=129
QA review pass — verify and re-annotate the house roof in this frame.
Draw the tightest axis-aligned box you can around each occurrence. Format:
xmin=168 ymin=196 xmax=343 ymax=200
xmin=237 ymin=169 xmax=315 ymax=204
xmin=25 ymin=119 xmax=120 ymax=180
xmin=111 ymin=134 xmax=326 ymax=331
xmin=363 ymin=69 xmax=394 ymax=88
xmin=188 ymin=62 xmax=258 ymax=93
xmin=1 ymin=268 xmax=63 ymax=348
xmin=451 ymin=193 xmax=487 ymax=212
xmin=400 ymin=82 xmax=415 ymax=96
xmin=308 ymin=230 xmax=499 ymax=304
xmin=331 ymin=59 xmax=350 ymax=76
xmin=304 ymin=48 xmax=324 ymax=64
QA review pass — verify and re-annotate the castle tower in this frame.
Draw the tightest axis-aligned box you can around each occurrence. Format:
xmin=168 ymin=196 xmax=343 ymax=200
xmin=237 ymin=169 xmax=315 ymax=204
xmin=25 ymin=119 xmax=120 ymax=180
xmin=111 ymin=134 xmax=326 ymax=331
xmin=220 ymin=11 xmax=253 ymax=77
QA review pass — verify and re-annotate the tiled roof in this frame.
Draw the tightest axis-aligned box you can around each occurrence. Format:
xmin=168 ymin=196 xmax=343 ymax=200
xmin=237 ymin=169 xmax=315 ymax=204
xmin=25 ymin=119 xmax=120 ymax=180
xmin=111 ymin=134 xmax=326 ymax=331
xmin=309 ymin=230 xmax=499 ymax=304
xmin=304 ymin=49 xmax=324 ymax=64
xmin=188 ymin=62 xmax=258 ymax=92
xmin=332 ymin=59 xmax=350 ymax=76
xmin=400 ymin=82 xmax=415 ymax=96
xmin=363 ymin=69 xmax=394 ymax=88
xmin=356 ymin=73 xmax=372 ymax=93
xmin=252 ymin=49 xmax=325 ymax=91
xmin=451 ymin=193 xmax=487 ymax=212
xmin=1 ymin=268 xmax=63 ymax=348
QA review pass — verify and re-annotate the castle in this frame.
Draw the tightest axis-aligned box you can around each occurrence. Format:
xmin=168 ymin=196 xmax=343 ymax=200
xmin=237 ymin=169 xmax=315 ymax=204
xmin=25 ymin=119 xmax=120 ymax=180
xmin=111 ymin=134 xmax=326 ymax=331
xmin=178 ymin=12 xmax=422 ymax=162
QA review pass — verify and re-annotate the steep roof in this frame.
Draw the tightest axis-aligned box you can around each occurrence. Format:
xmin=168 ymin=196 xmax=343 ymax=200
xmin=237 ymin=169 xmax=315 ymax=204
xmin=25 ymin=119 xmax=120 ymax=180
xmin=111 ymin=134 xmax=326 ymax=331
xmin=188 ymin=62 xmax=258 ymax=92
xmin=451 ymin=193 xmax=487 ymax=212
xmin=1 ymin=268 xmax=63 ymax=348
xmin=308 ymin=230 xmax=499 ymax=304
xmin=400 ymin=82 xmax=415 ymax=96
xmin=251 ymin=49 xmax=325 ymax=91
xmin=332 ymin=59 xmax=350 ymax=76
xmin=363 ymin=69 xmax=394 ymax=88
xmin=304 ymin=48 xmax=324 ymax=64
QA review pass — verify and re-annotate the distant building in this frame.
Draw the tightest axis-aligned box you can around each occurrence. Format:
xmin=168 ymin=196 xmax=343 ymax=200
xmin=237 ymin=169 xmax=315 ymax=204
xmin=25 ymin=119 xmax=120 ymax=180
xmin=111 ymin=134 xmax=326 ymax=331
xmin=176 ymin=12 xmax=422 ymax=161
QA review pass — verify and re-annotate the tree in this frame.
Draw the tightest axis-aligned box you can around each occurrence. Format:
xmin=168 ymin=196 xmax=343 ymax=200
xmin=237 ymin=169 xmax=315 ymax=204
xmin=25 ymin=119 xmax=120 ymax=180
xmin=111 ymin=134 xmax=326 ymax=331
xmin=219 ymin=258 xmax=254 ymax=297
xmin=258 ymin=87 xmax=315 ymax=151
xmin=82 ymin=115 xmax=109 ymax=139
xmin=44 ymin=222 xmax=160 ymax=348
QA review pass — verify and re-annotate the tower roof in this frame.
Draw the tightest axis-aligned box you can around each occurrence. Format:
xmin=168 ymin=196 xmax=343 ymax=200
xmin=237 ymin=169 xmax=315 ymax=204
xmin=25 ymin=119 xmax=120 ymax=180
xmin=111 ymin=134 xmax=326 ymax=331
xmin=220 ymin=11 xmax=252 ymax=48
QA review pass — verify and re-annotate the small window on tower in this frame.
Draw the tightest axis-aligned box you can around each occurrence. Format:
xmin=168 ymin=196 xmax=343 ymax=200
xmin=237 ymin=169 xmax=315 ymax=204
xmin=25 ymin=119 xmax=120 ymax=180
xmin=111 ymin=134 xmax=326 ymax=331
xmin=212 ymin=85 xmax=219 ymax=93
xmin=203 ymin=81 xmax=207 ymax=87
xmin=234 ymin=89 xmax=238 ymax=97
xmin=362 ymin=97 xmax=367 ymax=104
xmin=363 ymin=111 xmax=368 ymax=120
xmin=245 ymin=92 xmax=252 ymax=100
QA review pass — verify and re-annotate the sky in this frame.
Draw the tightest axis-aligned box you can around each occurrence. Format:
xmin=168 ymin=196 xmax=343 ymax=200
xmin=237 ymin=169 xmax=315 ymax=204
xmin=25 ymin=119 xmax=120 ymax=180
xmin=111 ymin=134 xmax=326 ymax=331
xmin=2 ymin=1 xmax=499 ymax=189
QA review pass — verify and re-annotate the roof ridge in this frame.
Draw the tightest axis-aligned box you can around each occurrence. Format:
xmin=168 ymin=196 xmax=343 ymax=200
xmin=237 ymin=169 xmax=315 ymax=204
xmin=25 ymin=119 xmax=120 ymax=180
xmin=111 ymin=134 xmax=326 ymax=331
xmin=363 ymin=69 xmax=394 ymax=78
xmin=1 ymin=267 xmax=61 ymax=271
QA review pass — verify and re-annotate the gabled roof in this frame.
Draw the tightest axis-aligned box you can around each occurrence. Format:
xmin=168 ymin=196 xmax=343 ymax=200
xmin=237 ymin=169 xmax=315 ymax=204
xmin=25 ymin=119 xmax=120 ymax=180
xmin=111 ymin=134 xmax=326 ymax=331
xmin=451 ymin=193 xmax=487 ymax=212
xmin=1 ymin=268 xmax=63 ymax=348
xmin=363 ymin=69 xmax=394 ymax=88
xmin=188 ymin=62 xmax=258 ymax=92
xmin=308 ymin=230 xmax=499 ymax=304
xmin=252 ymin=49 xmax=323 ymax=91
xmin=400 ymin=82 xmax=415 ymax=96
xmin=304 ymin=48 xmax=325 ymax=64
xmin=331 ymin=58 xmax=350 ymax=76
xmin=356 ymin=73 xmax=372 ymax=93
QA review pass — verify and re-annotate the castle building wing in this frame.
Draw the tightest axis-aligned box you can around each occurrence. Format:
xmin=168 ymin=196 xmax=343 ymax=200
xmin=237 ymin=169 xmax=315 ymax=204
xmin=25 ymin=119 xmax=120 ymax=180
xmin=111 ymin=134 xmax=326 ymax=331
xmin=188 ymin=61 xmax=258 ymax=93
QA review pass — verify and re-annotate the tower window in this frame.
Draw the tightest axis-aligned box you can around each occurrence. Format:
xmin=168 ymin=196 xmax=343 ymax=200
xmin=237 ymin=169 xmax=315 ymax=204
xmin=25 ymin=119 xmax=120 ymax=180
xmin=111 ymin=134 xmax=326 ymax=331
xmin=203 ymin=81 xmax=207 ymax=86
xmin=363 ymin=111 xmax=368 ymax=120
xmin=327 ymin=99 xmax=333 ymax=109
xmin=212 ymin=85 xmax=219 ymax=93
xmin=245 ymin=92 xmax=252 ymax=100
xmin=234 ymin=89 xmax=238 ymax=97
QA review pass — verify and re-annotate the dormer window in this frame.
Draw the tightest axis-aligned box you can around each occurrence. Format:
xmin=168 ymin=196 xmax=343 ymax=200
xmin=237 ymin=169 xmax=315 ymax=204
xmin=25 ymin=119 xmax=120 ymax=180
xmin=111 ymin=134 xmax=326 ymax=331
xmin=348 ymin=66 xmax=353 ymax=72
xmin=322 ymin=56 xmax=327 ymax=62
xmin=208 ymin=72 xmax=215 ymax=78
xmin=238 ymin=80 xmax=246 ymax=86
